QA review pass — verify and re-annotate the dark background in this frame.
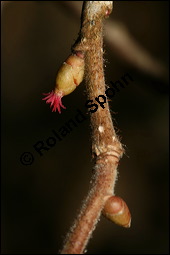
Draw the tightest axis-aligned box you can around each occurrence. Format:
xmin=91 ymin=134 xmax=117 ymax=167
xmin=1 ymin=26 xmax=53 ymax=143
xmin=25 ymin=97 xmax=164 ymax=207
xmin=1 ymin=1 xmax=169 ymax=254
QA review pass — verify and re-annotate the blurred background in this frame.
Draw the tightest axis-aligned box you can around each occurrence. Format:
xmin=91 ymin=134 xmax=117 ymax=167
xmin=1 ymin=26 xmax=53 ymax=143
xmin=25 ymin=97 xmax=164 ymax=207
xmin=1 ymin=1 xmax=169 ymax=254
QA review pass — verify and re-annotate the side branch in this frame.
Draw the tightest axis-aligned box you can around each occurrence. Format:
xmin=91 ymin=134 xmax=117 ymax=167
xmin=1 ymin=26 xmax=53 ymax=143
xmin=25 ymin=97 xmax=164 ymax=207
xmin=60 ymin=2 xmax=130 ymax=254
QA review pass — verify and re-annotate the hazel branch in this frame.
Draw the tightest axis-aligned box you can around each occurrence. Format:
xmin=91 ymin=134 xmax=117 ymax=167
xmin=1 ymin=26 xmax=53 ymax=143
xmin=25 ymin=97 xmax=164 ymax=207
xmin=61 ymin=1 xmax=168 ymax=82
xmin=60 ymin=2 xmax=131 ymax=254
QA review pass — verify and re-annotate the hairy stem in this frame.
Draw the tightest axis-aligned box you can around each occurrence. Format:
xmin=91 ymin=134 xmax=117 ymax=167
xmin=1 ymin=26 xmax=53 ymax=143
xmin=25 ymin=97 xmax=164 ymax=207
xmin=60 ymin=2 xmax=124 ymax=254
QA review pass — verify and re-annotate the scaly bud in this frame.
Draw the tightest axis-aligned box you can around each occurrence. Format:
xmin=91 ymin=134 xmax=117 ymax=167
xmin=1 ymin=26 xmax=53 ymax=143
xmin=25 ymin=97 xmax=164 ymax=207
xmin=42 ymin=51 xmax=84 ymax=113
xmin=102 ymin=196 xmax=131 ymax=228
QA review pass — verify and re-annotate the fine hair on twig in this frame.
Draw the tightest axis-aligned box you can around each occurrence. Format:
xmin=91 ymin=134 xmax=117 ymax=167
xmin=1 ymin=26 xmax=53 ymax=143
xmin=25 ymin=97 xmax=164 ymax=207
xmin=60 ymin=2 xmax=131 ymax=254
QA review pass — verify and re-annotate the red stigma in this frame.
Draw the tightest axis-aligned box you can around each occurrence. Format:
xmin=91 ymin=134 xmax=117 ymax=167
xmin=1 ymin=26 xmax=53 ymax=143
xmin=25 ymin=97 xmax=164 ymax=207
xmin=42 ymin=90 xmax=66 ymax=114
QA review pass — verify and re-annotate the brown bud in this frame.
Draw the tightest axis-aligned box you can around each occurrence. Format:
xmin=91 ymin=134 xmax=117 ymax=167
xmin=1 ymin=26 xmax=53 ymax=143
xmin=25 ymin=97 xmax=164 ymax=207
xmin=102 ymin=196 xmax=131 ymax=228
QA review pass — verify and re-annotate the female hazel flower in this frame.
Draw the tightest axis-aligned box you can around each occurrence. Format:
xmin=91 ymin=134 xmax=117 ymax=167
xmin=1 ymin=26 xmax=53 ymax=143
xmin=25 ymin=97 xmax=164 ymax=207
xmin=42 ymin=52 xmax=84 ymax=114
